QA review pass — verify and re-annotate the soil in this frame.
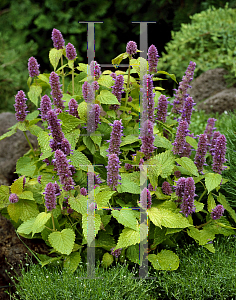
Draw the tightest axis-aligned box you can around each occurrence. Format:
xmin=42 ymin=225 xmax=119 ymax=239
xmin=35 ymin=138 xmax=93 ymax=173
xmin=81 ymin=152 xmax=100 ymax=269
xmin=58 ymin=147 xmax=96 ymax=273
xmin=0 ymin=213 xmax=54 ymax=300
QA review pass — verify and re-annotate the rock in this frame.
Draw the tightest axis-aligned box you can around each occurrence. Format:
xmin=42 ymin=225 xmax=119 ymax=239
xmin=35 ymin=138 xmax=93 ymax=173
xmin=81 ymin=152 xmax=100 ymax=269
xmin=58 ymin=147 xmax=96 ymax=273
xmin=0 ymin=112 xmax=39 ymax=184
xmin=187 ymin=68 xmax=229 ymax=103
xmin=196 ymin=87 xmax=236 ymax=114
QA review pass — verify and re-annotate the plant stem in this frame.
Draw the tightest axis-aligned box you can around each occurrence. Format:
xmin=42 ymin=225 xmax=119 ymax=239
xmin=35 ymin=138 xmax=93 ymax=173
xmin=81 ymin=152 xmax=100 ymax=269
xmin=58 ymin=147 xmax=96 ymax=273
xmin=23 ymin=131 xmax=36 ymax=156
xmin=61 ymin=56 xmax=65 ymax=93
xmin=195 ymin=219 xmax=212 ymax=229
xmin=198 ymin=189 xmax=207 ymax=202
xmin=51 ymin=212 xmax=56 ymax=231
xmin=124 ymin=56 xmax=131 ymax=108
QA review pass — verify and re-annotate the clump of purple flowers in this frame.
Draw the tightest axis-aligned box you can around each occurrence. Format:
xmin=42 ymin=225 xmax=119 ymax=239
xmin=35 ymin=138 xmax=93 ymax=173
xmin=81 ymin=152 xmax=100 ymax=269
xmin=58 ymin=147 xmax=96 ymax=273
xmin=90 ymin=60 xmax=101 ymax=80
xmin=194 ymin=133 xmax=208 ymax=173
xmin=126 ymin=41 xmax=137 ymax=56
xmin=174 ymin=170 xmax=181 ymax=178
xmin=212 ymin=134 xmax=227 ymax=174
xmin=140 ymin=119 xmax=157 ymax=160
xmin=53 ymin=149 xmax=75 ymax=191
xmin=139 ymin=187 xmax=152 ymax=209
xmin=49 ymin=71 xmax=65 ymax=110
xmin=80 ymin=187 xmax=87 ymax=196
xmin=209 ymin=131 xmax=221 ymax=156
xmin=174 ymin=177 xmax=186 ymax=203
xmin=51 ymin=28 xmax=65 ymax=50
xmin=106 ymin=153 xmax=122 ymax=191
xmin=148 ymin=44 xmax=159 ymax=73
xmin=211 ymin=205 xmax=225 ymax=220
xmin=125 ymin=163 xmax=133 ymax=171
xmin=67 ymin=98 xmax=79 ymax=119
xmin=86 ymin=104 xmax=101 ymax=133
xmin=106 ymin=120 xmax=123 ymax=156
xmin=28 ymin=57 xmax=40 ymax=78
xmin=39 ymin=95 xmax=52 ymax=121
xmin=180 ymin=133 xmax=195 ymax=158
xmin=162 ymin=181 xmax=172 ymax=195
xmin=43 ymin=182 xmax=57 ymax=211
xmin=111 ymin=247 xmax=122 ymax=258
xmin=14 ymin=90 xmax=28 ymax=122
xmin=156 ymin=94 xmax=169 ymax=124
xmin=180 ymin=96 xmax=195 ymax=124
xmin=148 ymin=183 xmax=156 ymax=191
xmin=82 ymin=81 xmax=95 ymax=103
xmin=110 ymin=74 xmax=124 ymax=110
xmin=172 ymin=120 xmax=190 ymax=155
xmin=180 ymin=177 xmax=197 ymax=217
xmin=140 ymin=74 xmax=155 ymax=123
xmin=9 ymin=193 xmax=19 ymax=204
xmin=66 ymin=43 xmax=77 ymax=60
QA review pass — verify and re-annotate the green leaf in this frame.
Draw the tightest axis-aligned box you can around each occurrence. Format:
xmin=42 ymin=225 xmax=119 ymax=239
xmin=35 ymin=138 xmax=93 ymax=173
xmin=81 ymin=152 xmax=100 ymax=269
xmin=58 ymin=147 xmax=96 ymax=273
xmin=187 ymin=227 xmax=215 ymax=246
xmin=69 ymin=150 xmax=92 ymax=172
xmin=48 ymin=228 xmax=75 ymax=255
xmin=175 ymin=157 xmax=199 ymax=177
xmin=83 ymin=136 xmax=95 ymax=155
xmin=68 ymin=195 xmax=87 ymax=215
xmin=203 ymin=243 xmax=215 ymax=253
xmin=32 ymin=212 xmax=52 ymax=237
xmin=0 ymin=126 xmax=17 ymax=141
xmin=217 ymin=193 xmax=236 ymax=223
xmin=90 ymin=132 xmax=102 ymax=147
xmin=153 ymin=135 xmax=173 ymax=150
xmin=49 ymin=48 xmax=63 ymax=71
xmin=17 ymin=217 xmax=36 ymax=235
xmin=77 ymin=101 xmax=87 ymax=120
xmin=185 ymin=136 xmax=198 ymax=150
xmin=194 ymin=201 xmax=204 ymax=213
xmin=7 ymin=202 xmax=22 ymax=223
xmin=157 ymin=71 xmax=178 ymax=84
xmin=205 ymin=173 xmax=222 ymax=194
xmin=11 ymin=176 xmax=24 ymax=195
xmin=97 ymin=90 xmax=120 ymax=105
xmin=16 ymin=156 xmax=37 ymax=177
xmin=159 ymin=208 xmax=193 ymax=228
xmin=37 ymin=131 xmax=51 ymax=152
xmin=0 ymin=185 xmax=10 ymax=209
xmin=120 ymin=135 xmax=140 ymax=147
xmin=126 ymin=244 xmax=140 ymax=264
xmin=63 ymin=252 xmax=81 ymax=274
xmin=19 ymin=191 xmax=34 ymax=201
xmin=38 ymin=74 xmax=50 ymax=85
xmin=98 ymin=75 xmax=115 ymax=89
xmin=148 ymin=207 xmax=162 ymax=228
xmin=207 ymin=193 xmax=216 ymax=213
xmin=58 ymin=113 xmax=81 ymax=133
xmin=111 ymin=208 xmax=138 ymax=231
xmin=116 ymin=173 xmax=140 ymax=194
xmin=28 ymin=85 xmax=42 ymax=107
xmin=95 ymin=191 xmax=116 ymax=208
xmin=95 ymin=231 xmax=116 ymax=250
xmin=27 ymin=124 xmax=43 ymax=136
xmin=148 ymin=249 xmax=179 ymax=271
xmin=64 ymin=129 xmax=80 ymax=150
xmin=101 ymin=252 xmax=114 ymax=268
xmin=111 ymin=52 xmax=130 ymax=67
xmin=19 ymin=200 xmax=39 ymax=222
xmin=82 ymin=214 xmax=101 ymax=246
xmin=153 ymin=227 xmax=167 ymax=247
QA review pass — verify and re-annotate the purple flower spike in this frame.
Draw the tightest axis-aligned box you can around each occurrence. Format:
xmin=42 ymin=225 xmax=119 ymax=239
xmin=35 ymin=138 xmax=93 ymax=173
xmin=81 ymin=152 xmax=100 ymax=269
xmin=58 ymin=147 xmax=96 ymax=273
xmin=49 ymin=71 xmax=65 ymax=110
xmin=128 ymin=96 xmax=132 ymax=102
xmin=126 ymin=41 xmax=137 ymax=56
xmin=212 ymin=134 xmax=227 ymax=174
xmin=211 ymin=204 xmax=225 ymax=220
xmin=14 ymin=90 xmax=28 ymax=122
xmin=92 ymin=81 xmax=100 ymax=91
xmin=107 ymin=120 xmax=123 ymax=156
xmin=110 ymin=74 xmax=124 ymax=110
xmin=47 ymin=109 xmax=65 ymax=151
xmin=180 ymin=177 xmax=196 ymax=217
xmin=140 ymin=74 xmax=156 ymax=123
xmin=181 ymin=96 xmax=195 ymax=124
xmin=140 ymin=119 xmax=157 ymax=160
xmin=106 ymin=153 xmax=122 ymax=191
xmin=175 ymin=177 xmax=186 ymax=202
xmin=172 ymin=120 xmax=190 ymax=155
xmin=204 ymin=118 xmax=217 ymax=148
xmin=61 ymin=138 xmax=72 ymax=156
xmin=43 ymin=182 xmax=57 ymax=211
xmin=53 ymin=149 xmax=75 ymax=191
xmin=209 ymin=131 xmax=221 ymax=156
xmin=86 ymin=104 xmax=101 ymax=133
xmin=68 ymin=98 xmax=79 ymax=119
xmin=148 ymin=183 xmax=156 ymax=191
xmin=9 ymin=193 xmax=19 ymax=204
xmin=51 ymin=28 xmax=65 ymax=50
xmin=174 ymin=170 xmax=181 ymax=178
xmin=172 ymin=61 xmax=196 ymax=114
xmin=37 ymin=175 xmax=42 ymax=184
xmin=39 ymin=95 xmax=52 ymax=121
xmin=148 ymin=44 xmax=159 ymax=73
xmin=80 ymin=187 xmax=87 ymax=196
xmin=28 ymin=57 xmax=40 ymax=78
xmin=180 ymin=133 xmax=194 ymax=158
xmin=139 ymin=187 xmax=152 ymax=209
xmin=82 ymin=81 xmax=95 ymax=103
xmin=162 ymin=181 xmax=172 ymax=195
xmin=111 ymin=247 xmax=122 ymax=258
xmin=90 ymin=60 xmax=101 ymax=80
xmin=125 ymin=163 xmax=133 ymax=171
xmin=194 ymin=134 xmax=208 ymax=173
xmin=66 ymin=43 xmax=77 ymax=60
xmin=156 ymin=94 xmax=168 ymax=123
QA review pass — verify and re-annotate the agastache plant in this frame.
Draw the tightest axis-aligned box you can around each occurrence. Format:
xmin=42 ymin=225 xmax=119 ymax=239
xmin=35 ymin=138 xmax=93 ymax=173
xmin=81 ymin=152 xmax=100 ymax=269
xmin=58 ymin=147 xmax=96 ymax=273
xmin=204 ymin=118 xmax=217 ymax=148
xmin=1 ymin=32 xmax=235 ymax=274
xmin=28 ymin=57 xmax=40 ymax=78
xmin=194 ymin=133 xmax=208 ymax=173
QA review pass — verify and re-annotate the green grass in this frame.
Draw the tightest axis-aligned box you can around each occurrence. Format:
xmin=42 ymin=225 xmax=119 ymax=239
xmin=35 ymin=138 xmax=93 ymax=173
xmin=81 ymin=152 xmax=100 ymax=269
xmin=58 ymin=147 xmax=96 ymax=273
xmin=4 ymin=234 xmax=236 ymax=300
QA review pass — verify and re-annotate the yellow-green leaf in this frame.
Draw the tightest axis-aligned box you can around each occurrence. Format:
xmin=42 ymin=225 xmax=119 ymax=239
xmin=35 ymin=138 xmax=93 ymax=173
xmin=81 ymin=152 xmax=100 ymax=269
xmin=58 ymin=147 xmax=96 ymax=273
xmin=48 ymin=228 xmax=75 ymax=255
xmin=63 ymin=252 xmax=81 ymax=274
xmin=68 ymin=195 xmax=87 ymax=215
xmin=49 ymin=48 xmax=63 ymax=71
xmin=207 ymin=193 xmax=216 ymax=213
xmin=95 ymin=191 xmax=116 ymax=208
xmin=82 ymin=213 xmax=101 ymax=246
xmin=111 ymin=208 xmax=139 ymax=231
xmin=28 ymin=85 xmax=42 ymax=107
xmin=11 ymin=177 xmax=24 ymax=195
xmin=32 ymin=212 xmax=52 ymax=237
xmin=17 ymin=217 xmax=36 ymax=235
xmin=205 ymin=173 xmax=222 ymax=194
xmin=147 ymin=207 xmax=162 ymax=228
xmin=101 ymin=252 xmax=114 ymax=268
xmin=97 ymin=90 xmax=120 ymax=105
xmin=175 ymin=157 xmax=199 ymax=177
xmin=148 ymin=250 xmax=179 ymax=271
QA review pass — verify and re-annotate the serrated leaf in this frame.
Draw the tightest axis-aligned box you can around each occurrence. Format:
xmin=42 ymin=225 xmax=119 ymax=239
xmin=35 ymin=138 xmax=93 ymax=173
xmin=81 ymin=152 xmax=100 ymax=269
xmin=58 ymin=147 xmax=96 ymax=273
xmin=217 ymin=193 xmax=236 ymax=223
xmin=49 ymin=48 xmax=63 ymax=71
xmin=185 ymin=136 xmax=198 ymax=150
xmin=63 ymin=252 xmax=81 ymax=273
xmin=19 ymin=191 xmax=34 ymax=201
xmin=58 ymin=113 xmax=81 ymax=133
xmin=97 ymin=75 xmax=114 ymax=88
xmin=175 ymin=157 xmax=199 ymax=177
xmin=154 ymin=135 xmax=172 ymax=150
xmin=19 ymin=200 xmax=39 ymax=222
xmin=38 ymin=74 xmax=50 ymax=85
xmin=194 ymin=201 xmax=204 ymax=213
xmin=37 ymin=131 xmax=51 ymax=151
xmin=27 ymin=124 xmax=43 ymax=136
xmin=68 ymin=195 xmax=87 ymax=215
xmin=82 ymin=214 xmax=101 ymax=246
xmin=205 ymin=173 xmax=222 ymax=194
xmin=0 ymin=127 xmax=17 ymax=141
xmin=207 ymin=193 xmax=216 ymax=213
xmin=148 ymin=207 xmax=162 ymax=228
xmin=48 ymin=228 xmax=75 ymax=255
xmin=90 ymin=132 xmax=102 ymax=147
xmin=11 ymin=176 xmax=24 ymax=195
xmin=77 ymin=101 xmax=87 ymax=120
xmin=148 ymin=150 xmax=175 ymax=180
xmin=111 ymin=208 xmax=138 ymax=231
xmin=64 ymin=129 xmax=80 ymax=150
xmin=111 ymin=52 xmax=129 ymax=67
xmin=17 ymin=217 xmax=36 ymax=235
xmin=97 ymin=90 xmax=120 ymax=105
xmin=7 ymin=202 xmax=22 ymax=223
xmin=120 ymin=135 xmax=140 ymax=147
xmin=15 ymin=157 xmax=37 ymax=177
xmin=187 ymin=227 xmax=215 ymax=246
xmin=83 ymin=136 xmax=95 ymax=155
xmin=32 ymin=212 xmax=52 ymax=237
xmin=69 ymin=150 xmax=92 ymax=172
xmin=101 ymin=252 xmax=114 ymax=268
xmin=159 ymin=208 xmax=193 ymax=228
xmin=126 ymin=244 xmax=140 ymax=264
xmin=148 ymin=250 xmax=179 ymax=271
xmin=203 ymin=243 xmax=215 ymax=253
xmin=116 ymin=172 xmax=140 ymax=194
xmin=0 ymin=185 xmax=10 ymax=209
xmin=28 ymin=85 xmax=42 ymax=107
xmin=157 ymin=71 xmax=178 ymax=84
xmin=95 ymin=191 xmax=116 ymax=208
xmin=95 ymin=232 xmax=116 ymax=250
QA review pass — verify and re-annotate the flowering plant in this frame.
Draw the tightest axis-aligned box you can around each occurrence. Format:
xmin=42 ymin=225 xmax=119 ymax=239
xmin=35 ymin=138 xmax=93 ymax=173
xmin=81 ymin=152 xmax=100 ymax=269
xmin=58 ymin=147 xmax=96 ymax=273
xmin=0 ymin=29 xmax=236 ymax=274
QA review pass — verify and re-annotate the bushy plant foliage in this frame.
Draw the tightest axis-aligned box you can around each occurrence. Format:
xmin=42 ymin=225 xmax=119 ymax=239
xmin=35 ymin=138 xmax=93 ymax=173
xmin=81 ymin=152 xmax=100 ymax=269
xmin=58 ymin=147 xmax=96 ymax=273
xmin=158 ymin=3 xmax=236 ymax=86
xmin=0 ymin=29 xmax=235 ymax=276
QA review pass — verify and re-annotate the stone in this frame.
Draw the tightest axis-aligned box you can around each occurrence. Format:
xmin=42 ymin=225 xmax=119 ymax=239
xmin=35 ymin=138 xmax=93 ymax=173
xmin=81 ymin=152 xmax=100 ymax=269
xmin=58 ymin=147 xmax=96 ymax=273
xmin=196 ymin=87 xmax=236 ymax=115
xmin=187 ymin=68 xmax=229 ymax=104
xmin=0 ymin=112 xmax=39 ymax=184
